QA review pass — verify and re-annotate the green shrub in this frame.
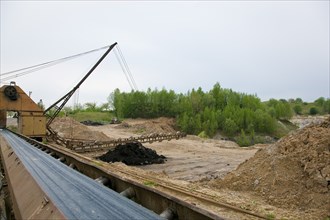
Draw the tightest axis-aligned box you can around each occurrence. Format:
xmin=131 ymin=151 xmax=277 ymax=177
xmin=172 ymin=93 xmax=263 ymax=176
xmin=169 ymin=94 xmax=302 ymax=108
xmin=237 ymin=130 xmax=250 ymax=147
xmin=293 ymin=105 xmax=302 ymax=115
xmin=309 ymin=107 xmax=319 ymax=115
xmin=223 ymin=118 xmax=238 ymax=136
xmin=198 ymin=131 xmax=209 ymax=139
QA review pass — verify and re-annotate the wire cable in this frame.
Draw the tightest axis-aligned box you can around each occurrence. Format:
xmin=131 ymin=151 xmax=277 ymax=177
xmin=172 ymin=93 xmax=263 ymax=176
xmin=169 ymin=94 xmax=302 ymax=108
xmin=2 ymin=59 xmax=70 ymax=81
xmin=116 ymin=45 xmax=138 ymax=91
xmin=1 ymin=45 xmax=111 ymax=78
xmin=114 ymin=48 xmax=134 ymax=90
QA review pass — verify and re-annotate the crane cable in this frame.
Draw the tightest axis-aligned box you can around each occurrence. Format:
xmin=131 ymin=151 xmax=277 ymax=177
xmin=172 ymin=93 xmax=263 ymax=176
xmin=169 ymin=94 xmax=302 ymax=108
xmin=1 ymin=44 xmax=139 ymax=91
xmin=114 ymin=49 xmax=134 ymax=90
xmin=113 ymin=46 xmax=138 ymax=91
xmin=117 ymin=45 xmax=138 ymax=90
xmin=0 ymin=45 xmax=110 ymax=81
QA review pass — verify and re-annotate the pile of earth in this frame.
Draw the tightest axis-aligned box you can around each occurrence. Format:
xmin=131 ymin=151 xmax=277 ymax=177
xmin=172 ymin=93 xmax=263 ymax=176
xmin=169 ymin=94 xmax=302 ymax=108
xmin=50 ymin=117 xmax=111 ymax=141
xmin=290 ymin=115 xmax=329 ymax=129
xmin=210 ymin=117 xmax=330 ymax=217
xmin=115 ymin=117 xmax=176 ymax=134
xmin=80 ymin=120 xmax=104 ymax=126
xmin=98 ymin=142 xmax=166 ymax=165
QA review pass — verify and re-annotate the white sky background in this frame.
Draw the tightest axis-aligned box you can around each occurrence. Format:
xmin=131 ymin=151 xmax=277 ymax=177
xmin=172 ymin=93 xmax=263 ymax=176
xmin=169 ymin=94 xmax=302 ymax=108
xmin=0 ymin=1 xmax=329 ymax=107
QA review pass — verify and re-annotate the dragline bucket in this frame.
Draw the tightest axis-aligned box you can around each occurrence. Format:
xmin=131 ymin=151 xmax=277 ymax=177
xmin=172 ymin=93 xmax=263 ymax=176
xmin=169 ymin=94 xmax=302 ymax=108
xmin=0 ymin=82 xmax=46 ymax=138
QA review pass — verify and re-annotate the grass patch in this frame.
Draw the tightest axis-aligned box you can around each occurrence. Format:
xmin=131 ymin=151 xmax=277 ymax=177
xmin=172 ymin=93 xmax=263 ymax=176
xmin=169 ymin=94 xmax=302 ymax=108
xmin=143 ymin=180 xmax=157 ymax=187
xmin=272 ymin=120 xmax=298 ymax=139
xmin=92 ymin=160 xmax=104 ymax=167
xmin=69 ymin=111 xmax=114 ymax=123
xmin=266 ymin=213 xmax=275 ymax=220
xmin=7 ymin=125 xmax=18 ymax=132
xmin=198 ymin=131 xmax=209 ymax=139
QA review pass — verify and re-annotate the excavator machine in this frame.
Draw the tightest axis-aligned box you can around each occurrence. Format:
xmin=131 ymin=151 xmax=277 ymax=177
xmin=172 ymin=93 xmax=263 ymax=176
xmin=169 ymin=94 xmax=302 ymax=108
xmin=0 ymin=42 xmax=186 ymax=148
xmin=0 ymin=81 xmax=46 ymax=140
xmin=0 ymin=42 xmax=118 ymax=140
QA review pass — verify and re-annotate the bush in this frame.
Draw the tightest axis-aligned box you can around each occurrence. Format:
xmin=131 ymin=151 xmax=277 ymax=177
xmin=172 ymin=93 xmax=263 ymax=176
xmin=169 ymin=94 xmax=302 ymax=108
xmin=237 ymin=130 xmax=250 ymax=147
xmin=323 ymin=99 xmax=330 ymax=114
xmin=223 ymin=118 xmax=238 ymax=136
xmin=198 ymin=131 xmax=209 ymax=139
xmin=309 ymin=107 xmax=319 ymax=115
xmin=293 ymin=105 xmax=302 ymax=115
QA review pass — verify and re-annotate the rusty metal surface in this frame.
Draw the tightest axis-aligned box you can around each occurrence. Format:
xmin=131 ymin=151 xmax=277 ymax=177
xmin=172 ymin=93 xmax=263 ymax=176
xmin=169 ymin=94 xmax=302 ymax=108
xmin=0 ymin=129 xmax=163 ymax=220
xmin=0 ymin=111 xmax=6 ymax=129
xmin=49 ymin=129 xmax=187 ymax=152
xmin=0 ymin=84 xmax=44 ymax=112
xmin=0 ymin=83 xmax=46 ymax=137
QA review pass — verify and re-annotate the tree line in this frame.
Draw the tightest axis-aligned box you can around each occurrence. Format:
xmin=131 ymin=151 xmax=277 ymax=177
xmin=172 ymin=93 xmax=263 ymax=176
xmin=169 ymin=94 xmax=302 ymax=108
xmin=108 ymin=83 xmax=299 ymax=137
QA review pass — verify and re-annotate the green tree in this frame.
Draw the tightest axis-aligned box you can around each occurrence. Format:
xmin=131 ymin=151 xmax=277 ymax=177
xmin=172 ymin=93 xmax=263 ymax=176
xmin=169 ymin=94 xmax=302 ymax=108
xmin=293 ymin=105 xmax=302 ymax=115
xmin=267 ymin=99 xmax=293 ymax=119
xmin=99 ymin=103 xmax=110 ymax=111
xmin=109 ymin=83 xmax=281 ymax=137
xmin=309 ymin=107 xmax=319 ymax=115
xmin=210 ymin=82 xmax=226 ymax=110
xmin=84 ymin=102 xmax=97 ymax=112
xmin=190 ymin=88 xmax=204 ymax=113
xmin=109 ymin=89 xmax=124 ymax=118
xmin=178 ymin=112 xmax=190 ymax=133
xmin=254 ymin=109 xmax=275 ymax=133
xmin=223 ymin=118 xmax=238 ymax=136
xmin=238 ymin=129 xmax=250 ymax=147
xmin=323 ymin=99 xmax=330 ymax=114
xmin=314 ymin=97 xmax=325 ymax=107
xmin=201 ymin=108 xmax=218 ymax=137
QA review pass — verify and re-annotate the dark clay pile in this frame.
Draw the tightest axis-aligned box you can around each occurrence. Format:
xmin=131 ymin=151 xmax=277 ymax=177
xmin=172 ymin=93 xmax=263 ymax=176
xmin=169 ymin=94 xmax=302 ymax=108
xmin=98 ymin=142 xmax=166 ymax=165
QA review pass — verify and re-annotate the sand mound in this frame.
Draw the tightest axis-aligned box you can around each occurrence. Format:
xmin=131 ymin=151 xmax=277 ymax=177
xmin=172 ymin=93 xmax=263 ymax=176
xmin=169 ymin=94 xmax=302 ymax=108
xmin=50 ymin=117 xmax=111 ymax=141
xmin=98 ymin=142 xmax=166 ymax=165
xmin=115 ymin=117 xmax=176 ymax=134
xmin=210 ymin=117 xmax=330 ymax=216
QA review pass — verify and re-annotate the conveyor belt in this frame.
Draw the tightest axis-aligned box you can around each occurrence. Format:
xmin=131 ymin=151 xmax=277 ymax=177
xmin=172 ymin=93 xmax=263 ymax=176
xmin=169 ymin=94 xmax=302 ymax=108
xmin=0 ymin=129 xmax=162 ymax=219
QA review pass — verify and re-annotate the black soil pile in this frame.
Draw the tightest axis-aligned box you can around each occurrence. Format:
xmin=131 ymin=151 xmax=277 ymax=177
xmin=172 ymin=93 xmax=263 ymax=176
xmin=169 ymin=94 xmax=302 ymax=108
xmin=80 ymin=120 xmax=104 ymax=126
xmin=99 ymin=142 xmax=166 ymax=165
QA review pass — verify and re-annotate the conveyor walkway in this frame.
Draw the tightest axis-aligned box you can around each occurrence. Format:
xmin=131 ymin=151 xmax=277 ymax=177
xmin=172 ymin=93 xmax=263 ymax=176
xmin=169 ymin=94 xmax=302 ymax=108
xmin=0 ymin=129 xmax=162 ymax=219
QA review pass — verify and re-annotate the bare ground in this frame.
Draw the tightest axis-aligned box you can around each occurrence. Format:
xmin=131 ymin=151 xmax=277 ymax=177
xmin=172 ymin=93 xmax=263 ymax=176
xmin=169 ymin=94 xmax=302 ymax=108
xmin=55 ymin=116 xmax=329 ymax=219
xmin=88 ymin=118 xmax=258 ymax=182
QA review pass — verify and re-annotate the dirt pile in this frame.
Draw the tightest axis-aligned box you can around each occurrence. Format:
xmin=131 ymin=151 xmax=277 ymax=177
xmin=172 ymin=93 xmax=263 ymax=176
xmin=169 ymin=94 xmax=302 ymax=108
xmin=290 ymin=115 xmax=329 ymax=129
xmin=98 ymin=142 xmax=166 ymax=165
xmin=115 ymin=117 xmax=176 ymax=134
xmin=210 ymin=117 xmax=330 ymax=216
xmin=80 ymin=120 xmax=104 ymax=126
xmin=50 ymin=117 xmax=111 ymax=141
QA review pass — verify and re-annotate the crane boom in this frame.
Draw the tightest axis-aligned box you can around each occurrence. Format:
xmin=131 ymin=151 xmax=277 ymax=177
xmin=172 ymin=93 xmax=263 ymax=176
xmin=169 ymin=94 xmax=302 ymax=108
xmin=44 ymin=42 xmax=118 ymax=129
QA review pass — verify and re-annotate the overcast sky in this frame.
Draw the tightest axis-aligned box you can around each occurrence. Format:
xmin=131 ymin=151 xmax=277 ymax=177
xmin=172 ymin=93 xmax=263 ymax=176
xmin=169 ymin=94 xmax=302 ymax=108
xmin=1 ymin=1 xmax=329 ymax=107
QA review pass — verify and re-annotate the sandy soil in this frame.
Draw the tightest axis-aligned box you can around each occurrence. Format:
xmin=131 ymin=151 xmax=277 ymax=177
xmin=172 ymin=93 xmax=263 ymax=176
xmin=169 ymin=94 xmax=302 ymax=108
xmin=290 ymin=114 xmax=329 ymax=128
xmin=86 ymin=120 xmax=277 ymax=219
xmin=88 ymin=119 xmax=259 ymax=182
xmin=4 ymin=114 xmax=329 ymax=219
xmin=53 ymin=116 xmax=329 ymax=219
xmin=210 ymin=117 xmax=330 ymax=219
